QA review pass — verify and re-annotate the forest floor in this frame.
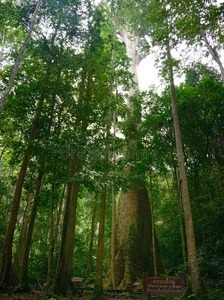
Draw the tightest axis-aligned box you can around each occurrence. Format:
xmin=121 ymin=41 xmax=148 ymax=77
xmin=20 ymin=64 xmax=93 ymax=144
xmin=0 ymin=291 xmax=148 ymax=300
xmin=0 ymin=290 xmax=44 ymax=299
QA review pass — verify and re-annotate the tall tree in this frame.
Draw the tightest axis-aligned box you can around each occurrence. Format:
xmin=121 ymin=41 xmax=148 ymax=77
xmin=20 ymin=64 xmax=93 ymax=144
xmin=53 ymin=77 xmax=89 ymax=294
xmin=0 ymin=82 xmax=46 ymax=286
xmin=165 ymin=21 xmax=206 ymax=297
xmin=106 ymin=25 xmax=163 ymax=287
xmin=0 ymin=0 xmax=42 ymax=117
xmin=87 ymin=195 xmax=97 ymax=273
xmin=19 ymin=64 xmax=62 ymax=287
xmin=165 ymin=0 xmax=224 ymax=80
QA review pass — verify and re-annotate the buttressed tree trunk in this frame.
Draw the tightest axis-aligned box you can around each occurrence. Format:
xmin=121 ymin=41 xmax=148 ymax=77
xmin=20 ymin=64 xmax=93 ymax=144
xmin=107 ymin=31 xmax=163 ymax=288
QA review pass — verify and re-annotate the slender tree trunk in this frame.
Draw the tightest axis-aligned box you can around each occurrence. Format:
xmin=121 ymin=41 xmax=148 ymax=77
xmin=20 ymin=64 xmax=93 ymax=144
xmin=0 ymin=88 xmax=45 ymax=287
xmin=175 ymin=165 xmax=186 ymax=266
xmin=87 ymin=195 xmax=97 ymax=273
xmin=108 ymin=23 xmax=117 ymax=289
xmin=164 ymin=172 xmax=172 ymax=201
xmin=4 ymin=168 xmax=14 ymax=212
xmin=0 ymin=29 xmax=5 ymax=70
xmin=0 ymin=167 xmax=13 ymax=204
xmin=195 ymin=173 xmax=208 ymax=261
xmin=54 ymin=183 xmax=66 ymax=248
xmin=110 ymin=107 xmax=116 ymax=288
xmin=47 ymin=182 xmax=66 ymax=288
xmin=19 ymin=70 xmax=59 ymax=286
xmin=53 ymin=156 xmax=82 ymax=295
xmin=201 ymin=32 xmax=224 ymax=80
xmin=0 ymin=0 xmax=42 ymax=117
xmin=94 ymin=93 xmax=111 ymax=298
xmin=19 ymin=167 xmax=44 ymax=286
xmin=166 ymin=40 xmax=205 ymax=297
xmin=149 ymin=177 xmax=157 ymax=277
xmin=53 ymin=68 xmax=90 ymax=295
xmin=94 ymin=154 xmax=109 ymax=298
xmin=47 ymin=161 xmax=57 ymax=289
xmin=0 ymin=130 xmax=13 ymax=160
xmin=94 ymin=26 xmax=117 ymax=294
xmin=14 ymin=187 xmax=33 ymax=274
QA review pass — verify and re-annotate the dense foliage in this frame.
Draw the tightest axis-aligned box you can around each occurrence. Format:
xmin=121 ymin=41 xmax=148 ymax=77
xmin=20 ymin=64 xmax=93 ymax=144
xmin=0 ymin=0 xmax=223 ymax=299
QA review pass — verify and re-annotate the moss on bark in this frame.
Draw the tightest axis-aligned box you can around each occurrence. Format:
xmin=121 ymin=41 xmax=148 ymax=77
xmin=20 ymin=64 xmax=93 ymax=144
xmin=181 ymin=273 xmax=208 ymax=299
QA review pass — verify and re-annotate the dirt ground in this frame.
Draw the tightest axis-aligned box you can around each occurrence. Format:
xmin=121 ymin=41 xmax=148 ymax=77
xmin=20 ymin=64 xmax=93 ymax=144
xmin=0 ymin=291 xmax=44 ymax=299
xmin=0 ymin=292 xmax=145 ymax=300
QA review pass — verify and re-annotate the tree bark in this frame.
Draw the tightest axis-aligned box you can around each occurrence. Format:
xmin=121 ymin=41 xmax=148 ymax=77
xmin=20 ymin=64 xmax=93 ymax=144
xmin=4 ymin=168 xmax=14 ymax=213
xmin=94 ymin=84 xmax=112 ymax=298
xmin=149 ymin=177 xmax=157 ymax=277
xmin=87 ymin=196 xmax=97 ymax=273
xmin=47 ymin=161 xmax=57 ymax=289
xmin=201 ymin=32 xmax=224 ymax=81
xmin=0 ymin=167 xmax=13 ymax=204
xmin=110 ymin=20 xmax=117 ymax=287
xmin=53 ymin=156 xmax=82 ymax=295
xmin=0 ymin=0 xmax=42 ymax=117
xmin=0 ymin=88 xmax=45 ymax=287
xmin=94 ymin=169 xmax=108 ymax=298
xmin=19 ymin=70 xmax=60 ymax=286
xmin=110 ymin=108 xmax=116 ymax=289
xmin=19 ymin=167 xmax=44 ymax=286
xmin=47 ymin=182 xmax=66 ymax=289
xmin=13 ymin=186 xmax=33 ymax=275
xmin=106 ymin=30 xmax=163 ymax=288
xmin=0 ymin=29 xmax=5 ymax=70
xmin=174 ymin=165 xmax=186 ymax=266
xmin=166 ymin=39 xmax=206 ymax=297
xmin=53 ymin=69 xmax=90 ymax=294
xmin=94 ymin=26 xmax=117 ymax=295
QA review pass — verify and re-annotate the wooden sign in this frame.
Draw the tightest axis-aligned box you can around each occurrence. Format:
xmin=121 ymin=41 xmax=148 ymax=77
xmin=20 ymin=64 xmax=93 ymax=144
xmin=143 ymin=273 xmax=186 ymax=297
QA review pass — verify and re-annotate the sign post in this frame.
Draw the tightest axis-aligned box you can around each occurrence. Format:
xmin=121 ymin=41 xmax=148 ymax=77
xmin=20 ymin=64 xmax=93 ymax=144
xmin=143 ymin=273 xmax=186 ymax=298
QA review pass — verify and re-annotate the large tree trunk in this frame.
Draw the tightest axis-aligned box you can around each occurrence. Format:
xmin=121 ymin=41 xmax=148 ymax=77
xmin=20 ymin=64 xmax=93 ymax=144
xmin=107 ymin=30 xmax=163 ymax=288
xmin=166 ymin=40 xmax=206 ymax=297
xmin=115 ymin=185 xmax=163 ymax=287
xmin=0 ymin=0 xmax=42 ymax=117
xmin=0 ymin=89 xmax=45 ymax=287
